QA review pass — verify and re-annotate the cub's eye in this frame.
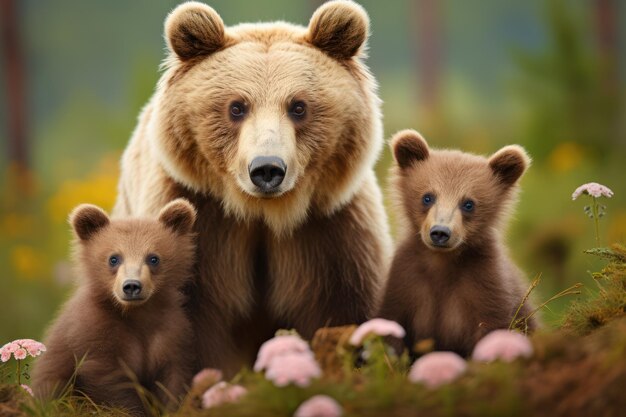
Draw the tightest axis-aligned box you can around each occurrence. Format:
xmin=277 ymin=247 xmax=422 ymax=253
xmin=462 ymin=200 xmax=475 ymax=212
xmin=229 ymin=102 xmax=246 ymax=120
xmin=109 ymin=255 xmax=120 ymax=267
xmin=422 ymin=193 xmax=435 ymax=206
xmin=288 ymin=101 xmax=306 ymax=120
xmin=147 ymin=255 xmax=160 ymax=266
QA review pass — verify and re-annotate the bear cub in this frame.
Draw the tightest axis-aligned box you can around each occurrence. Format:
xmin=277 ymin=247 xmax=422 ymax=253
xmin=379 ymin=130 xmax=538 ymax=357
xmin=32 ymin=199 xmax=197 ymax=414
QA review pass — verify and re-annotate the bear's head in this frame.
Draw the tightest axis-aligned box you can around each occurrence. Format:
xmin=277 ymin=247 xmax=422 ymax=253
xmin=152 ymin=1 xmax=382 ymax=235
xmin=390 ymin=129 xmax=530 ymax=252
xmin=70 ymin=199 xmax=197 ymax=309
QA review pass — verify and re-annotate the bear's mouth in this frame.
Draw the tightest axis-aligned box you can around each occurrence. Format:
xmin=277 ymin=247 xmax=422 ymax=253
xmin=426 ymin=242 xmax=455 ymax=251
xmin=256 ymin=188 xmax=287 ymax=199
xmin=122 ymin=296 xmax=147 ymax=302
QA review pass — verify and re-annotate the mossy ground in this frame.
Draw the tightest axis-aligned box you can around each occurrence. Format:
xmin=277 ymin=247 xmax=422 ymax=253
xmin=2 ymin=244 xmax=625 ymax=417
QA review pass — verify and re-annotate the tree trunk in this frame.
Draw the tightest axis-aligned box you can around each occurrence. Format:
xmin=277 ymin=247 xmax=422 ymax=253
xmin=412 ymin=0 xmax=443 ymax=115
xmin=593 ymin=0 xmax=623 ymax=148
xmin=1 ymin=0 xmax=31 ymax=195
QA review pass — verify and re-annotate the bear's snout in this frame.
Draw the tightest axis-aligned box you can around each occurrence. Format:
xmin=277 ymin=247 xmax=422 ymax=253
xmin=122 ymin=279 xmax=143 ymax=299
xmin=248 ymin=156 xmax=286 ymax=193
xmin=429 ymin=225 xmax=451 ymax=246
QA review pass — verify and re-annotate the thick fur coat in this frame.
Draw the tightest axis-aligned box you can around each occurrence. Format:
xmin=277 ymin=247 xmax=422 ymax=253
xmin=379 ymin=130 xmax=538 ymax=357
xmin=32 ymin=200 xmax=197 ymax=414
xmin=113 ymin=1 xmax=391 ymax=375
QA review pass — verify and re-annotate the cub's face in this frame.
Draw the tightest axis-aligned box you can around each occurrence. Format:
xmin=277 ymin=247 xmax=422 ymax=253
xmin=154 ymin=1 xmax=381 ymax=235
xmin=69 ymin=199 xmax=196 ymax=309
xmin=391 ymin=130 xmax=530 ymax=251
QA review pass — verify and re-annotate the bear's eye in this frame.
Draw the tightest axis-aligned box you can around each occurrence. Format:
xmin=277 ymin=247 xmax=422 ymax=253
xmin=147 ymin=255 xmax=160 ymax=266
xmin=229 ymin=102 xmax=246 ymax=120
xmin=288 ymin=101 xmax=306 ymax=120
xmin=422 ymin=193 xmax=435 ymax=206
xmin=109 ymin=255 xmax=121 ymax=267
xmin=462 ymin=200 xmax=475 ymax=212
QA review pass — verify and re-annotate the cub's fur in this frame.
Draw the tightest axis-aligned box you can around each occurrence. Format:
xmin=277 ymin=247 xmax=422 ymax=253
xmin=379 ymin=130 xmax=538 ymax=356
xmin=32 ymin=199 xmax=197 ymax=414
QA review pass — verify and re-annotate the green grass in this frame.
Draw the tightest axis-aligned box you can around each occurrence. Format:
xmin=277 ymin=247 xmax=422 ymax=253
xmin=562 ymin=243 xmax=626 ymax=335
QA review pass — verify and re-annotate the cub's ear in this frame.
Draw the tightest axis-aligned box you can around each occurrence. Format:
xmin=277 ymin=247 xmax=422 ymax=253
xmin=165 ymin=1 xmax=226 ymax=60
xmin=390 ymin=129 xmax=430 ymax=169
xmin=70 ymin=204 xmax=110 ymax=241
xmin=488 ymin=145 xmax=531 ymax=187
xmin=159 ymin=199 xmax=197 ymax=235
xmin=307 ymin=0 xmax=369 ymax=60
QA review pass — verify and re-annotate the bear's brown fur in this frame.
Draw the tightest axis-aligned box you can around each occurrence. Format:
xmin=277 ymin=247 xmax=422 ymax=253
xmin=113 ymin=1 xmax=391 ymax=375
xmin=32 ymin=199 xmax=197 ymax=414
xmin=379 ymin=130 xmax=538 ymax=357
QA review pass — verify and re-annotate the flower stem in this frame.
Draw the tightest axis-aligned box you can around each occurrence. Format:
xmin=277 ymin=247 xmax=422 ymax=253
xmin=16 ymin=360 xmax=21 ymax=385
xmin=510 ymin=273 xmax=541 ymax=331
xmin=592 ymin=196 xmax=600 ymax=247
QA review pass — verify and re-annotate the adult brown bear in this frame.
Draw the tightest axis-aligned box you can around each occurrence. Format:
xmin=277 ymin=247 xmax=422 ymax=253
xmin=113 ymin=1 xmax=391 ymax=376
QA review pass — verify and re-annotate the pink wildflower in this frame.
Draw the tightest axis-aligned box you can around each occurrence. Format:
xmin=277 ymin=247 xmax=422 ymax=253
xmin=254 ymin=335 xmax=311 ymax=372
xmin=294 ymin=395 xmax=343 ymax=417
xmin=21 ymin=384 xmax=34 ymax=397
xmin=349 ymin=318 xmax=406 ymax=346
xmin=472 ymin=330 xmax=533 ymax=363
xmin=201 ymin=381 xmax=247 ymax=409
xmin=572 ymin=182 xmax=613 ymax=200
xmin=192 ymin=368 xmax=223 ymax=388
xmin=14 ymin=348 xmax=27 ymax=360
xmin=0 ymin=339 xmax=46 ymax=361
xmin=23 ymin=340 xmax=46 ymax=357
xmin=408 ymin=351 xmax=467 ymax=388
xmin=265 ymin=352 xmax=321 ymax=387
xmin=4 ymin=342 xmax=19 ymax=353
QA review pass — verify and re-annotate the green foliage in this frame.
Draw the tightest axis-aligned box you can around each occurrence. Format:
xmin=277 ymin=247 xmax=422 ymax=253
xmin=511 ymin=0 xmax=624 ymax=162
xmin=563 ymin=243 xmax=626 ymax=335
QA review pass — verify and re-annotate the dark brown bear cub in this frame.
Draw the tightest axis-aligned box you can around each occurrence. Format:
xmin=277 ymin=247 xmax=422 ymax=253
xmin=379 ymin=130 xmax=538 ymax=357
xmin=32 ymin=199 xmax=197 ymax=414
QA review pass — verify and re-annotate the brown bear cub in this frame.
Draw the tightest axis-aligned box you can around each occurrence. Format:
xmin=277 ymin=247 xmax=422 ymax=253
xmin=32 ymin=199 xmax=197 ymax=414
xmin=379 ymin=130 xmax=538 ymax=357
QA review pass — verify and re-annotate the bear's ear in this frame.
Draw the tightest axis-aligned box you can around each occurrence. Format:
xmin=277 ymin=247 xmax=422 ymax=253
xmin=70 ymin=204 xmax=110 ymax=241
xmin=390 ymin=129 xmax=430 ymax=169
xmin=307 ymin=0 xmax=369 ymax=60
xmin=488 ymin=145 xmax=531 ymax=187
xmin=159 ymin=198 xmax=197 ymax=235
xmin=165 ymin=1 xmax=226 ymax=61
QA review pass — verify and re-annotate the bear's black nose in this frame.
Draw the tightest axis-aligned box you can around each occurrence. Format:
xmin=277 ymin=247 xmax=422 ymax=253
xmin=430 ymin=226 xmax=451 ymax=246
xmin=249 ymin=156 xmax=286 ymax=193
xmin=122 ymin=280 xmax=143 ymax=298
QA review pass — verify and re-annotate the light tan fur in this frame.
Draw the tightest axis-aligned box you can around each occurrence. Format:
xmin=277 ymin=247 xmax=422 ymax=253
xmin=113 ymin=1 xmax=391 ymax=376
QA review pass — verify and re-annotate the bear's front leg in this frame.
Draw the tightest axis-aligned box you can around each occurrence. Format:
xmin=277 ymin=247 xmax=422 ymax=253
xmin=155 ymin=360 xmax=191 ymax=410
xmin=76 ymin=358 xmax=145 ymax=415
xmin=31 ymin=342 xmax=76 ymax=400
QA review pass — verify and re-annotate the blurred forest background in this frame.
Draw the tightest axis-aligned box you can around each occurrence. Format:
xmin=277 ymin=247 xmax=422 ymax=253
xmin=0 ymin=0 xmax=625 ymax=343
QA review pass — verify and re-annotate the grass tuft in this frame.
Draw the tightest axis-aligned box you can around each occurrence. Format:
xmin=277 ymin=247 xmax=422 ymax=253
xmin=563 ymin=243 xmax=626 ymax=335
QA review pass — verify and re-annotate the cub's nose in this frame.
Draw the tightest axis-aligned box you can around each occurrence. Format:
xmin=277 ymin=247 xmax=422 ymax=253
xmin=249 ymin=156 xmax=286 ymax=192
xmin=429 ymin=226 xmax=451 ymax=246
xmin=122 ymin=280 xmax=143 ymax=298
